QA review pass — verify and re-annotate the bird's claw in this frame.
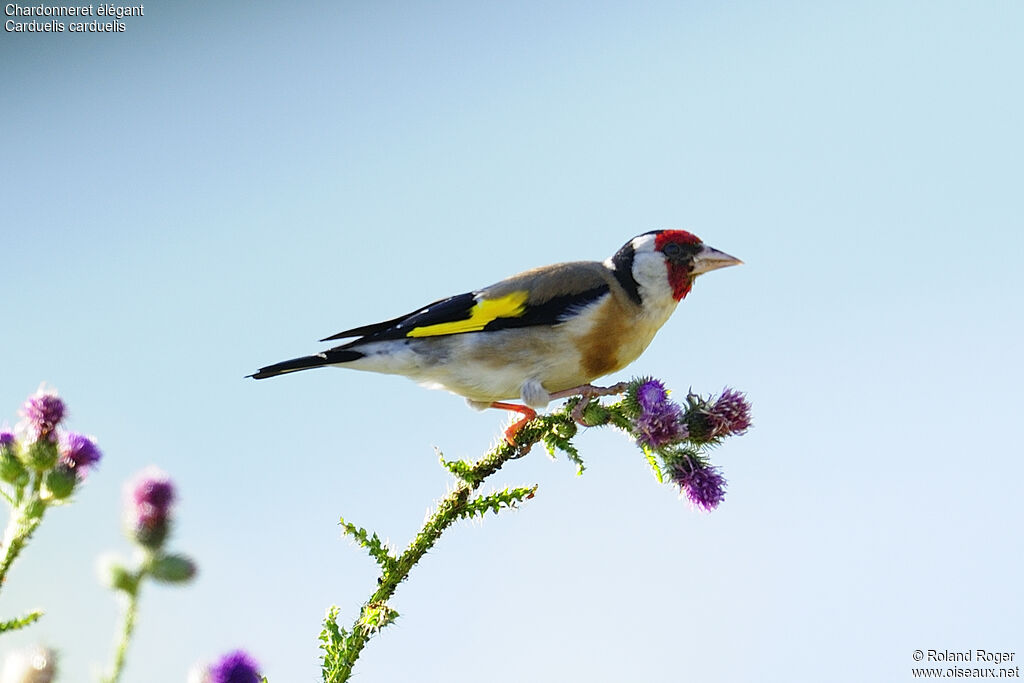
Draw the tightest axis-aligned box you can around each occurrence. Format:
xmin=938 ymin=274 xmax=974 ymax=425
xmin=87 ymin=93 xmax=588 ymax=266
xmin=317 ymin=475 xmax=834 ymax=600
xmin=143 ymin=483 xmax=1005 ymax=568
xmin=491 ymin=382 xmax=628 ymax=447
xmin=551 ymin=382 xmax=629 ymax=426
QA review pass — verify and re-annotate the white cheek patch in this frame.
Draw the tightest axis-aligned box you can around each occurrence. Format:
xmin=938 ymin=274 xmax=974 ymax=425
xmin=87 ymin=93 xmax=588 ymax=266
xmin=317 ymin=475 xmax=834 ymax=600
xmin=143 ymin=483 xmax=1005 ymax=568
xmin=632 ymin=252 xmax=673 ymax=302
xmin=631 ymin=233 xmax=657 ymax=253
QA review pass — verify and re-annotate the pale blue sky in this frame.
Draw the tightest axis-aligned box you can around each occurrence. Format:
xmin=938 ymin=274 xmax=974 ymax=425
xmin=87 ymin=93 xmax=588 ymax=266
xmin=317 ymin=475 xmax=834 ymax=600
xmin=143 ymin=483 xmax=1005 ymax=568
xmin=2 ymin=2 xmax=1022 ymax=681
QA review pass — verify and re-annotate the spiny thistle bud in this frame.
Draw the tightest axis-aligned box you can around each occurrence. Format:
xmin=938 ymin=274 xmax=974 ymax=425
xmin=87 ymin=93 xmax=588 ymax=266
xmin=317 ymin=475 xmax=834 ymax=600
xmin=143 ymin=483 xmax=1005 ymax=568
xmin=23 ymin=440 xmax=59 ymax=472
xmin=124 ymin=467 xmax=176 ymax=549
xmin=0 ymin=645 xmax=57 ymax=683
xmin=42 ymin=465 xmax=76 ymax=500
xmin=0 ymin=431 xmax=27 ymax=485
xmin=150 ymin=553 xmax=198 ymax=584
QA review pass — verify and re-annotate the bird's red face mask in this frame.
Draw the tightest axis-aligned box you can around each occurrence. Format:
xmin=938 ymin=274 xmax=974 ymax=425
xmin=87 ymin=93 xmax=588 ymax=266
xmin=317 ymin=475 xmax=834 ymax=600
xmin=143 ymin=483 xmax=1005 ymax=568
xmin=656 ymin=230 xmax=742 ymax=301
xmin=655 ymin=230 xmax=703 ymax=300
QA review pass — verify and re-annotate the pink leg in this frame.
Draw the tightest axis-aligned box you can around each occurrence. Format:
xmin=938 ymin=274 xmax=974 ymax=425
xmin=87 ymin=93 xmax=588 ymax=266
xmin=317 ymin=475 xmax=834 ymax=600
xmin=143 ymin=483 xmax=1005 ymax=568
xmin=489 ymin=402 xmax=538 ymax=444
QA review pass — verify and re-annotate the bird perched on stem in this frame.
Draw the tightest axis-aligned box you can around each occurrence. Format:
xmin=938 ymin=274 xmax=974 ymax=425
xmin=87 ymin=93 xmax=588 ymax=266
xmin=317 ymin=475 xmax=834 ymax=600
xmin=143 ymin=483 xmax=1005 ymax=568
xmin=250 ymin=230 xmax=741 ymax=443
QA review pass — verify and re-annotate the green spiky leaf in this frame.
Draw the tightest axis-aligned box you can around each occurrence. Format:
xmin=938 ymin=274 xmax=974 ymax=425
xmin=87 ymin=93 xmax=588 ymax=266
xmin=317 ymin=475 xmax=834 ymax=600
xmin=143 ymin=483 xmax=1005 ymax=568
xmin=320 ymin=606 xmax=349 ymax=682
xmin=339 ymin=517 xmax=397 ymax=572
xmin=0 ymin=609 xmax=43 ymax=633
xmin=460 ymin=486 xmax=538 ymax=519
xmin=438 ymin=451 xmax=483 ymax=486
xmin=359 ymin=601 xmax=398 ymax=634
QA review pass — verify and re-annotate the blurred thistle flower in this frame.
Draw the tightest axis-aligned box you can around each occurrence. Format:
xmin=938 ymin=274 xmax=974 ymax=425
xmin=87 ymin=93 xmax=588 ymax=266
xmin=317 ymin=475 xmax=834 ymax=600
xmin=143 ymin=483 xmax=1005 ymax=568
xmin=204 ymin=650 xmax=262 ymax=683
xmin=59 ymin=432 xmax=102 ymax=477
xmin=16 ymin=386 xmax=65 ymax=444
xmin=0 ymin=431 xmax=25 ymax=484
xmin=667 ymin=457 xmax=727 ymax=512
xmin=632 ymin=378 xmax=687 ymax=448
xmin=125 ymin=466 xmax=176 ymax=549
xmin=0 ymin=645 xmax=57 ymax=683
xmin=706 ymin=388 xmax=752 ymax=438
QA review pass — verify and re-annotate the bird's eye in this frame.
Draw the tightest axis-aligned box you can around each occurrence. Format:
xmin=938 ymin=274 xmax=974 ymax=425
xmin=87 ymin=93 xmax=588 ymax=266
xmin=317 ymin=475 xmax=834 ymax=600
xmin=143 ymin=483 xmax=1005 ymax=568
xmin=663 ymin=242 xmax=683 ymax=258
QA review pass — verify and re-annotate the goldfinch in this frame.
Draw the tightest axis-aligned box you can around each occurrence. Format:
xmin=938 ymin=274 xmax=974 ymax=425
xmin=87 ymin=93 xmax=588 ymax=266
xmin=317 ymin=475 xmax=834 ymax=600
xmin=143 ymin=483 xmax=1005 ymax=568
xmin=251 ymin=230 xmax=741 ymax=441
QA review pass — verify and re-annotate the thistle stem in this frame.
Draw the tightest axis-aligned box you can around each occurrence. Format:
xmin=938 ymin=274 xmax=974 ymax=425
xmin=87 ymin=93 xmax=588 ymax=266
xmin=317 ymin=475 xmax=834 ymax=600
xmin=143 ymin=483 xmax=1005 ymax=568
xmin=319 ymin=380 xmax=746 ymax=682
xmin=0 ymin=499 xmax=45 ymax=594
xmin=102 ymin=576 xmax=142 ymax=683
xmin=327 ymin=421 xmax=551 ymax=682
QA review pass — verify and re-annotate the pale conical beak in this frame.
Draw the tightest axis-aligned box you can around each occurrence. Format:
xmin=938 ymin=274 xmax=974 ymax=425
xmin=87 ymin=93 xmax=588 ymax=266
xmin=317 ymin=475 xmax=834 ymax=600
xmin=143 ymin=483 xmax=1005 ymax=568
xmin=691 ymin=245 xmax=743 ymax=276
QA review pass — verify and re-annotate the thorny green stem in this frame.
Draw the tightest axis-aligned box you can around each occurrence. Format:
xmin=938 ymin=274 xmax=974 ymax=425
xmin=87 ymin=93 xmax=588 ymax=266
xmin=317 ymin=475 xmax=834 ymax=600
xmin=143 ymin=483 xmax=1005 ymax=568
xmin=0 ymin=498 xmax=45 ymax=595
xmin=323 ymin=379 xmax=749 ymax=682
xmin=328 ymin=419 xmax=555 ymax=682
xmin=101 ymin=570 xmax=143 ymax=683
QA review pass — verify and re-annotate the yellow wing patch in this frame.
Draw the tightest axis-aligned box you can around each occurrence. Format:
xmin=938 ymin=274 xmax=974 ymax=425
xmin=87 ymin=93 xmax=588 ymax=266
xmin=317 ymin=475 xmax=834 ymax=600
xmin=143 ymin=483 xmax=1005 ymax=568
xmin=406 ymin=291 xmax=529 ymax=338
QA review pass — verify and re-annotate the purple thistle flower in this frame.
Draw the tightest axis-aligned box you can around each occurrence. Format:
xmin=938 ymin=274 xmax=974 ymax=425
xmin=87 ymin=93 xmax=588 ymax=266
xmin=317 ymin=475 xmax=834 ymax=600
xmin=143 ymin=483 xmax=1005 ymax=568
xmin=632 ymin=379 xmax=687 ymax=448
xmin=0 ymin=430 xmax=16 ymax=460
xmin=208 ymin=650 xmax=261 ymax=683
xmin=635 ymin=405 xmax=687 ymax=448
xmin=0 ymin=430 xmax=27 ymax=484
xmin=707 ymin=388 xmax=752 ymax=437
xmin=132 ymin=469 xmax=175 ymax=511
xmin=668 ymin=458 xmax=727 ymax=512
xmin=636 ymin=378 xmax=669 ymax=411
xmin=125 ymin=467 xmax=176 ymax=548
xmin=59 ymin=432 xmax=102 ymax=476
xmin=17 ymin=386 xmax=65 ymax=443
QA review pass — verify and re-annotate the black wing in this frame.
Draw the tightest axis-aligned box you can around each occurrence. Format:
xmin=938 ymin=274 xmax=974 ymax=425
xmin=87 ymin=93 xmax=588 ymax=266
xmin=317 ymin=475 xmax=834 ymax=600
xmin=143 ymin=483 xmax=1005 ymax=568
xmin=321 ymin=286 xmax=610 ymax=346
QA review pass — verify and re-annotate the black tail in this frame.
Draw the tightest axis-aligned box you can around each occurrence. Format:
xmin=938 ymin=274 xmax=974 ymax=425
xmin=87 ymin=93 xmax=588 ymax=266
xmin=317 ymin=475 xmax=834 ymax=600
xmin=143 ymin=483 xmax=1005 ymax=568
xmin=248 ymin=349 xmax=364 ymax=380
